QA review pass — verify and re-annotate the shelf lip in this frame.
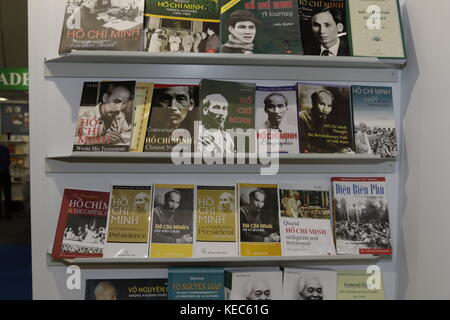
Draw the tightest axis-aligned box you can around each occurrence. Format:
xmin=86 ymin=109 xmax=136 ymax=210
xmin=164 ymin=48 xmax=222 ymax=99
xmin=45 ymin=51 xmax=406 ymax=69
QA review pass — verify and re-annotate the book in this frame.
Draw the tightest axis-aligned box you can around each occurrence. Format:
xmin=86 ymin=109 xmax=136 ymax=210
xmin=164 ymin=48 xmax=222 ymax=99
xmin=352 ymin=85 xmax=397 ymax=158
xmin=297 ymin=82 xmax=355 ymax=153
xmin=331 ymin=177 xmax=392 ymax=255
xmin=347 ymin=0 xmax=406 ymax=58
xmin=85 ymin=278 xmax=168 ymax=300
xmin=168 ymin=267 xmax=225 ymax=300
xmin=337 ymin=269 xmax=385 ymax=300
xmin=73 ymin=81 xmax=136 ymax=152
xmin=51 ymin=188 xmax=109 ymax=259
xmin=144 ymin=0 xmax=220 ymax=53
xmin=103 ymin=185 xmax=152 ymax=258
xmin=150 ymin=184 xmax=195 ymax=258
xmin=255 ymin=86 xmax=299 ymax=154
xmin=59 ymin=0 xmax=145 ymax=54
xmin=299 ymin=0 xmax=350 ymax=56
xmin=195 ymin=185 xmax=238 ymax=257
xmin=130 ymin=82 xmax=154 ymax=152
xmin=198 ymin=79 xmax=256 ymax=158
xmin=279 ymin=183 xmax=336 ymax=256
xmin=238 ymin=183 xmax=281 ymax=256
xmin=224 ymin=267 xmax=283 ymax=300
xmin=220 ymin=0 xmax=302 ymax=54
xmin=143 ymin=84 xmax=199 ymax=153
xmin=282 ymin=267 xmax=337 ymax=300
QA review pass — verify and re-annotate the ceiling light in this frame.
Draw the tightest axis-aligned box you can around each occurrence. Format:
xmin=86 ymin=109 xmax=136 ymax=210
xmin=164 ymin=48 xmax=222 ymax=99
xmin=0 ymin=97 xmax=8 ymax=101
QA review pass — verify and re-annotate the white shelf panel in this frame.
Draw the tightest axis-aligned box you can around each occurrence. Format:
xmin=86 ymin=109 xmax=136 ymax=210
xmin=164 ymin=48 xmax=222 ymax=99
xmin=44 ymin=51 xmax=405 ymax=82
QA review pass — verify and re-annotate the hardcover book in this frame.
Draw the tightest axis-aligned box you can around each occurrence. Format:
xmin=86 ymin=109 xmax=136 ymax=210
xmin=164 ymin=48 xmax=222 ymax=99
xmin=279 ymin=183 xmax=336 ymax=256
xmin=238 ymin=183 xmax=281 ymax=256
xmin=103 ymin=185 xmax=152 ymax=258
xmin=224 ymin=267 xmax=283 ymax=300
xmin=220 ymin=0 xmax=302 ymax=54
xmin=59 ymin=0 xmax=145 ymax=54
xmin=143 ymin=84 xmax=199 ymax=153
xmin=297 ymin=82 xmax=355 ymax=153
xmin=144 ymin=0 xmax=220 ymax=53
xmin=130 ymin=82 xmax=154 ymax=152
xmin=85 ymin=278 xmax=168 ymax=300
xmin=347 ymin=0 xmax=405 ymax=58
xmin=337 ymin=270 xmax=385 ymax=300
xmin=73 ymin=81 xmax=136 ymax=152
xmin=150 ymin=184 xmax=195 ymax=258
xmin=331 ymin=177 xmax=392 ymax=255
xmin=195 ymin=186 xmax=238 ymax=257
xmin=282 ymin=267 xmax=337 ymax=300
xmin=51 ymin=188 xmax=110 ymax=259
xmin=168 ymin=267 xmax=225 ymax=300
xmin=299 ymin=0 xmax=350 ymax=56
xmin=255 ymin=86 xmax=299 ymax=154
xmin=352 ymin=85 xmax=397 ymax=158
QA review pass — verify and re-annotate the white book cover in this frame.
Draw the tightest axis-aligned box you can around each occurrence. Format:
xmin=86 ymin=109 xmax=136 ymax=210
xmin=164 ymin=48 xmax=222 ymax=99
xmin=279 ymin=183 xmax=336 ymax=256
xmin=282 ymin=267 xmax=337 ymax=300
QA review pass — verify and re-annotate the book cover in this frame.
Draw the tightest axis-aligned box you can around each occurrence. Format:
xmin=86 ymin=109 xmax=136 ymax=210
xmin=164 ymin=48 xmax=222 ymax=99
xmin=331 ymin=177 xmax=392 ymax=255
xmin=130 ymin=82 xmax=154 ymax=152
xmin=144 ymin=0 xmax=220 ymax=53
xmin=348 ymin=0 xmax=405 ymax=58
xmin=337 ymin=270 xmax=385 ymax=300
xmin=279 ymin=183 xmax=336 ymax=256
xmin=224 ymin=267 xmax=283 ymax=300
xmin=297 ymin=82 xmax=355 ymax=153
xmin=299 ymin=0 xmax=350 ymax=56
xmin=352 ymin=85 xmax=397 ymax=158
xmin=73 ymin=81 xmax=136 ymax=152
xmin=168 ymin=267 xmax=225 ymax=300
xmin=195 ymin=185 xmax=238 ymax=257
xmin=238 ymin=183 xmax=281 ymax=256
xmin=85 ymin=278 xmax=168 ymax=300
xmin=59 ymin=0 xmax=145 ymax=54
xmin=220 ymin=0 xmax=302 ymax=54
xmin=143 ymin=84 xmax=199 ymax=153
xmin=103 ymin=185 xmax=152 ymax=258
xmin=255 ymin=86 xmax=299 ymax=154
xmin=51 ymin=188 xmax=109 ymax=259
xmin=198 ymin=79 xmax=255 ymax=157
xmin=282 ymin=267 xmax=337 ymax=300
xmin=150 ymin=184 xmax=195 ymax=258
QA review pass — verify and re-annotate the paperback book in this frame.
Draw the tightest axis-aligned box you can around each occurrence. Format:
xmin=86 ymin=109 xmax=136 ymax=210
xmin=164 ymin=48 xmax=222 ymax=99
xmin=85 ymin=278 xmax=168 ymax=300
xmin=130 ymin=82 xmax=154 ymax=152
xmin=337 ymin=269 xmax=385 ymax=300
xmin=282 ymin=267 xmax=337 ymax=300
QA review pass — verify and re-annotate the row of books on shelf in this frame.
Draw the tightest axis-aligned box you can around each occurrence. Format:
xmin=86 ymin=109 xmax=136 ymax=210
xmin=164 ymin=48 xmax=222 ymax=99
xmin=74 ymin=79 xmax=397 ymax=158
xmin=51 ymin=177 xmax=392 ymax=260
xmin=60 ymin=0 xmax=405 ymax=59
xmin=85 ymin=267 xmax=385 ymax=300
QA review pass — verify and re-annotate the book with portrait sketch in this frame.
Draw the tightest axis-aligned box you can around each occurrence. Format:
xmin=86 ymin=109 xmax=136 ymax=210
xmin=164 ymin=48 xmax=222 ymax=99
xmin=144 ymin=0 xmax=220 ymax=53
xmin=194 ymin=185 xmax=238 ymax=257
xmin=347 ymin=0 xmax=406 ymax=58
xmin=220 ymin=0 xmax=302 ymax=54
xmin=237 ymin=183 xmax=281 ymax=257
xmin=297 ymin=82 xmax=355 ymax=153
xmin=278 ymin=183 xmax=336 ymax=256
xmin=337 ymin=269 xmax=385 ymax=300
xmin=282 ymin=267 xmax=337 ymax=300
xmin=103 ymin=185 xmax=152 ymax=258
xmin=149 ymin=184 xmax=195 ymax=258
xmin=143 ymin=84 xmax=199 ymax=153
xmin=130 ymin=82 xmax=154 ymax=152
xmin=299 ymin=0 xmax=350 ymax=56
xmin=224 ymin=267 xmax=283 ymax=300
xmin=255 ymin=86 xmax=299 ymax=154
xmin=51 ymin=188 xmax=110 ymax=259
xmin=351 ymin=85 xmax=397 ymax=158
xmin=59 ymin=0 xmax=145 ymax=54
xmin=73 ymin=81 xmax=136 ymax=152
xmin=331 ymin=177 xmax=392 ymax=255
xmin=85 ymin=278 xmax=168 ymax=300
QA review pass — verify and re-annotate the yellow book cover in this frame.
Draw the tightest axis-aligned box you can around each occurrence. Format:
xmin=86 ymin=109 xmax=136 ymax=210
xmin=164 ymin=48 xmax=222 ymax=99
xmin=131 ymin=82 xmax=154 ymax=152
xmin=337 ymin=269 xmax=385 ymax=300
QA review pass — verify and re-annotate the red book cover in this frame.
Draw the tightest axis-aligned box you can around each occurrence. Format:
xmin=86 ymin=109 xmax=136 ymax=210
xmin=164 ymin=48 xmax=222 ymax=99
xmin=51 ymin=189 xmax=110 ymax=259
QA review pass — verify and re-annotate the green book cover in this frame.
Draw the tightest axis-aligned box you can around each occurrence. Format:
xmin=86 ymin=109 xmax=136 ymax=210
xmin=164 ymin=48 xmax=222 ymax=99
xmin=337 ymin=270 xmax=385 ymax=300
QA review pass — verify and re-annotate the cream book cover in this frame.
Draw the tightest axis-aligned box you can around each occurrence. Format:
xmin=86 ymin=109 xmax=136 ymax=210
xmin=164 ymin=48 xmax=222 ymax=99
xmin=337 ymin=269 xmax=385 ymax=300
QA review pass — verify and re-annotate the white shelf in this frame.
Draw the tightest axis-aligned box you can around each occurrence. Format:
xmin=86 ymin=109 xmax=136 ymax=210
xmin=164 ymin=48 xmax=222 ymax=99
xmin=44 ymin=51 xmax=405 ymax=82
